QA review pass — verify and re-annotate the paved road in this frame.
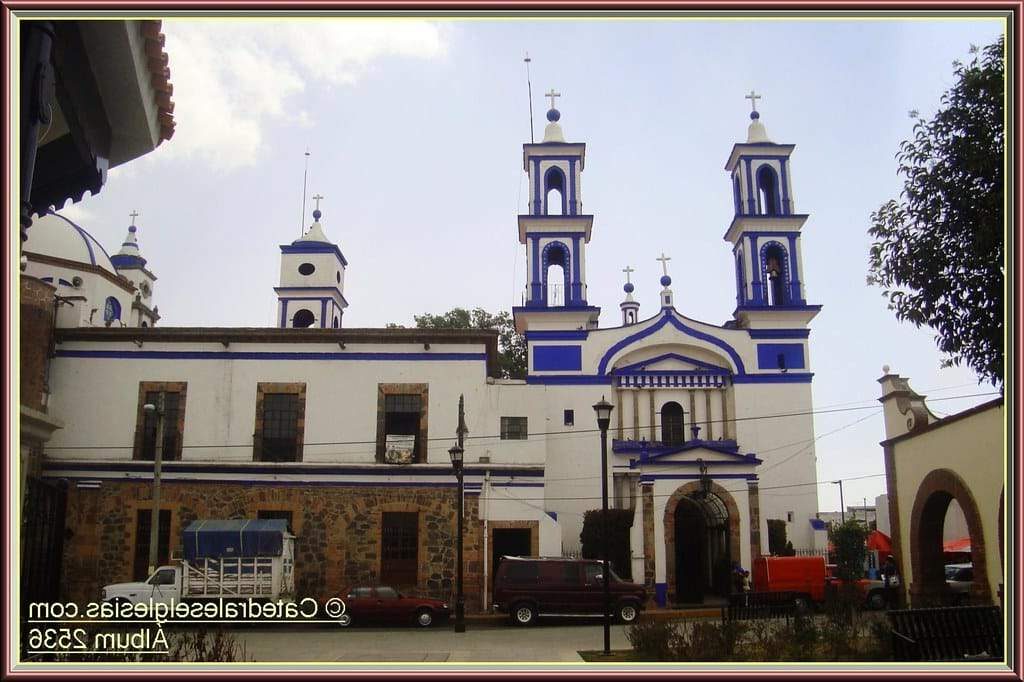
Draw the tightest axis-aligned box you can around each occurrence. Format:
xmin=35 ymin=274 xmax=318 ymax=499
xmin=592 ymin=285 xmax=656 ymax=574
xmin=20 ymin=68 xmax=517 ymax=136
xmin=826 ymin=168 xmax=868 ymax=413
xmin=235 ymin=622 xmax=633 ymax=662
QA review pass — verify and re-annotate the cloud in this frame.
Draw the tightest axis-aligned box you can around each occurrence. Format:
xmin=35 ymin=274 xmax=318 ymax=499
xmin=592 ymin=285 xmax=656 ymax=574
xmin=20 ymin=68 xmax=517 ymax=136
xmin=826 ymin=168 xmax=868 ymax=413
xmin=159 ymin=20 xmax=448 ymax=171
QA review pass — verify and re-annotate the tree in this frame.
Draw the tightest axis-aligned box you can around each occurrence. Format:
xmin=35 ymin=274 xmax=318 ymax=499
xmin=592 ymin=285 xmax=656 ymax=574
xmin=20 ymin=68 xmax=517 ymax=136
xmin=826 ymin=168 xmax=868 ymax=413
xmin=580 ymin=508 xmax=634 ymax=579
xmin=390 ymin=307 xmax=527 ymax=379
xmin=828 ymin=519 xmax=869 ymax=582
xmin=867 ymin=37 xmax=1004 ymax=386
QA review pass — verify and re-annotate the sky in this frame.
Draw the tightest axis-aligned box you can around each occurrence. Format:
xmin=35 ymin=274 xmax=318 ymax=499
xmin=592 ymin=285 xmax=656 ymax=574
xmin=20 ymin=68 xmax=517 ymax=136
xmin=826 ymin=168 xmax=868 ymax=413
xmin=49 ymin=16 xmax=1005 ymax=514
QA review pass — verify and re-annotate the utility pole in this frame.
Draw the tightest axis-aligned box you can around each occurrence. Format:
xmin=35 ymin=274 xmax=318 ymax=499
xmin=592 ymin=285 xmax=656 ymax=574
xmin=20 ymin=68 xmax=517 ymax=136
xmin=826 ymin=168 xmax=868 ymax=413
xmin=145 ymin=393 xmax=166 ymax=576
xmin=454 ymin=394 xmax=469 ymax=633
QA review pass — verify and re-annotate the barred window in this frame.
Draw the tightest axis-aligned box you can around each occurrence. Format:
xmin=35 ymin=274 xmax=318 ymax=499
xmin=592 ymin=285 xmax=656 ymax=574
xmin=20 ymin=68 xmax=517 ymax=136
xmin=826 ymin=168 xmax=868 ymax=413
xmin=261 ymin=394 xmax=300 ymax=462
xmin=500 ymin=416 xmax=529 ymax=440
xmin=134 ymin=382 xmax=187 ymax=461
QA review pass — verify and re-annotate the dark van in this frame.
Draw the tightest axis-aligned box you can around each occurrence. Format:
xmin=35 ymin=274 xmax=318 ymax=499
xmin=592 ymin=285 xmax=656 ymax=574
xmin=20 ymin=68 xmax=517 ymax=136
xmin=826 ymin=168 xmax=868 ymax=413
xmin=492 ymin=556 xmax=646 ymax=626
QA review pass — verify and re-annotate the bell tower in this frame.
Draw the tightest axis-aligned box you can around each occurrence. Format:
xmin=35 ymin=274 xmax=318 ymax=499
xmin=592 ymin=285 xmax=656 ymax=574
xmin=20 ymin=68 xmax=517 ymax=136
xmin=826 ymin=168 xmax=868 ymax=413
xmin=724 ymin=93 xmax=820 ymax=329
xmin=513 ymin=92 xmax=601 ymax=333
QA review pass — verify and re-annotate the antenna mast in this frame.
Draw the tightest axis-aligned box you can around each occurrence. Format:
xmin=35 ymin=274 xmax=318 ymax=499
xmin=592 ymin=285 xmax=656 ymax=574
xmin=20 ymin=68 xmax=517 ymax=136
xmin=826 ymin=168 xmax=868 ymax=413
xmin=300 ymin=148 xmax=311 ymax=237
xmin=524 ymin=52 xmax=535 ymax=143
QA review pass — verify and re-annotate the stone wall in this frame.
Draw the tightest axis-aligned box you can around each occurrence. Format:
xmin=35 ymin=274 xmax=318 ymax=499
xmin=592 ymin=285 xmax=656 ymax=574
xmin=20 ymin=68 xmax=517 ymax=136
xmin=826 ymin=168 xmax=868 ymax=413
xmin=61 ymin=481 xmax=485 ymax=611
xmin=20 ymin=276 xmax=56 ymax=412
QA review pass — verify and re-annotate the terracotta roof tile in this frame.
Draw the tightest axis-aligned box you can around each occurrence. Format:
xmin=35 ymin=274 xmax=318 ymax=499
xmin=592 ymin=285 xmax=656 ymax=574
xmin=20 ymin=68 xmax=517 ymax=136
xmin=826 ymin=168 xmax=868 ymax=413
xmin=140 ymin=20 xmax=175 ymax=143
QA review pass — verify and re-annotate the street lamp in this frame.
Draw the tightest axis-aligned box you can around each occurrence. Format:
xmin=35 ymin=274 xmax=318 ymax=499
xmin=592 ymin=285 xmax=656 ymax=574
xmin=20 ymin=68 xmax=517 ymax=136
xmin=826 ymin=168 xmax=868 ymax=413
xmin=448 ymin=443 xmax=466 ymax=633
xmin=142 ymin=395 xmax=165 ymax=576
xmin=832 ymin=479 xmax=846 ymax=524
xmin=592 ymin=396 xmax=614 ymax=655
xmin=696 ymin=458 xmax=712 ymax=499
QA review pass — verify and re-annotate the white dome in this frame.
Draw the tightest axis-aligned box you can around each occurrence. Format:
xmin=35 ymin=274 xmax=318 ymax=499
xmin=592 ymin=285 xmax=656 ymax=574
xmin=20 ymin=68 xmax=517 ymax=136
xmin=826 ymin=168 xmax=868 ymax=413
xmin=23 ymin=212 xmax=117 ymax=274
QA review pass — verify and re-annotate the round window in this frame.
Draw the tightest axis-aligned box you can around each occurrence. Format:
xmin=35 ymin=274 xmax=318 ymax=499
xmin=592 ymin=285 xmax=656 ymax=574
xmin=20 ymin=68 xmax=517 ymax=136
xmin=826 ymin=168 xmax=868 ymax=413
xmin=298 ymin=263 xmax=316 ymax=276
xmin=336 ymin=271 xmax=341 ymax=284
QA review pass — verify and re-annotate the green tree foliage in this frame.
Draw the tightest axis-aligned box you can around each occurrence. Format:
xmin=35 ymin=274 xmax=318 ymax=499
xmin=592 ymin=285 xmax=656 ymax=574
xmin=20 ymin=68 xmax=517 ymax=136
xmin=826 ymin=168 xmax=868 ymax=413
xmin=829 ymin=519 xmax=870 ymax=582
xmin=580 ymin=508 xmax=634 ymax=579
xmin=391 ymin=307 xmax=527 ymax=379
xmin=867 ymin=37 xmax=1004 ymax=386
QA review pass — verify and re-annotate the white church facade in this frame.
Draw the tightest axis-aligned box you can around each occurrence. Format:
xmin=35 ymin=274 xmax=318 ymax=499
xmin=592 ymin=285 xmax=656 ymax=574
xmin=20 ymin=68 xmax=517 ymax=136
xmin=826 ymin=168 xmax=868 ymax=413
xmin=22 ymin=96 xmax=822 ymax=610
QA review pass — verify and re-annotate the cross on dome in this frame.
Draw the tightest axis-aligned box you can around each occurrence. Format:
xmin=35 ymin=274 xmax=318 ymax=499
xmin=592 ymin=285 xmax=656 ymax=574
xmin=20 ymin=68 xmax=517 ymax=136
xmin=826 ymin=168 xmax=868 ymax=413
xmin=545 ymin=89 xmax=561 ymax=110
xmin=312 ymin=193 xmax=324 ymax=221
xmin=129 ymin=210 xmax=140 ymax=225
xmin=622 ymin=265 xmax=634 ymax=284
xmin=745 ymin=90 xmax=761 ymax=112
xmin=656 ymin=252 xmax=673 ymax=288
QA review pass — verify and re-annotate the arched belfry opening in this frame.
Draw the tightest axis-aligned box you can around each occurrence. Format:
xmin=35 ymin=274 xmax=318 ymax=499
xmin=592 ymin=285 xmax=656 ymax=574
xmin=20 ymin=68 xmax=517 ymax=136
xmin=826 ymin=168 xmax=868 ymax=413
xmin=661 ymin=402 xmax=685 ymax=445
xmin=756 ymin=165 xmax=780 ymax=216
xmin=763 ymin=243 xmax=788 ymax=307
xmin=544 ymin=166 xmax=566 ymax=216
xmin=542 ymin=241 xmax=570 ymax=306
xmin=293 ymin=309 xmax=315 ymax=328
xmin=735 ymin=251 xmax=747 ymax=305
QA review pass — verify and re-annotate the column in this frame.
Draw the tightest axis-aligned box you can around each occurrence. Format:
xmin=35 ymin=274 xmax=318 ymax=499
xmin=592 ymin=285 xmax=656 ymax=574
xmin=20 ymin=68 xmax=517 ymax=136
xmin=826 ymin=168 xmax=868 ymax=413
xmin=632 ymin=390 xmax=640 ymax=440
xmin=688 ymin=390 xmax=697 ymax=439
xmin=720 ymin=387 xmax=732 ymax=439
xmin=748 ymin=480 xmax=762 ymax=563
xmin=641 ymin=482 xmax=657 ymax=604
xmin=616 ymin=388 xmax=624 ymax=440
xmin=705 ymin=391 xmax=714 ymax=440
xmin=648 ymin=390 xmax=657 ymax=441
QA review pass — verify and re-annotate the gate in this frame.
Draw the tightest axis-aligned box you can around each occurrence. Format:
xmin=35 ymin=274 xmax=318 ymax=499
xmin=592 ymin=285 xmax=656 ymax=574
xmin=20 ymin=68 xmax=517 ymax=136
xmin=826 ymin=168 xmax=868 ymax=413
xmin=21 ymin=478 xmax=68 ymax=615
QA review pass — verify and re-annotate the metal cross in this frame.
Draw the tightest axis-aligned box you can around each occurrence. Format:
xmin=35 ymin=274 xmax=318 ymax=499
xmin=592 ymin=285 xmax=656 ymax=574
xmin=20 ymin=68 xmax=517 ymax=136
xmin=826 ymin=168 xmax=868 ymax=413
xmin=656 ymin=253 xmax=672 ymax=276
xmin=312 ymin=194 xmax=324 ymax=211
xmin=129 ymin=210 xmax=140 ymax=224
xmin=745 ymin=90 xmax=762 ymax=112
xmin=622 ymin=265 xmax=635 ymax=284
xmin=545 ymin=89 xmax=561 ymax=109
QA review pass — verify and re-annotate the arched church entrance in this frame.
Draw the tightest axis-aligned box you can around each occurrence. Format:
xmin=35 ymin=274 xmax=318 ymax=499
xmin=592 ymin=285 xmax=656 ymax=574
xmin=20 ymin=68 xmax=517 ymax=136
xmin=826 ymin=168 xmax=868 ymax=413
xmin=908 ymin=468 xmax=991 ymax=606
xmin=665 ymin=481 xmax=741 ymax=605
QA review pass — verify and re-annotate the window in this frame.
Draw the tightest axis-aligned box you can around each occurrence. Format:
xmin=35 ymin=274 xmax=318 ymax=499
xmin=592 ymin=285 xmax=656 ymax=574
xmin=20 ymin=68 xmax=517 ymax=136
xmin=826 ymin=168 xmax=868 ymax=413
xmin=133 ymin=509 xmax=171 ymax=580
xmin=376 ymin=384 xmax=428 ymax=463
xmin=376 ymin=586 xmax=399 ymax=599
xmin=564 ymin=409 xmax=574 ymax=427
xmin=756 ymin=165 xmax=780 ymax=216
xmin=501 ymin=417 xmax=528 ymax=440
xmin=149 ymin=568 xmax=176 ymax=585
xmin=787 ymin=511 xmax=794 ymax=523
xmin=254 ymin=383 xmax=306 ymax=462
xmin=763 ymin=243 xmax=788 ymax=307
xmin=258 ymin=510 xmax=294 ymax=533
xmin=584 ymin=563 xmax=603 ymax=585
xmin=348 ymin=587 xmax=373 ymax=598
xmin=543 ymin=242 xmax=569 ymax=306
xmin=298 ymin=262 xmax=316 ymax=275
xmin=504 ymin=560 xmax=539 ymax=584
xmin=134 ymin=382 xmax=187 ymax=461
xmin=381 ymin=512 xmax=418 ymax=585
xmin=293 ymin=309 xmax=315 ymax=328
xmin=661 ymin=402 xmax=685 ymax=445
xmin=539 ymin=561 xmax=579 ymax=585
xmin=544 ymin=167 xmax=566 ymax=216
xmin=103 ymin=296 xmax=121 ymax=323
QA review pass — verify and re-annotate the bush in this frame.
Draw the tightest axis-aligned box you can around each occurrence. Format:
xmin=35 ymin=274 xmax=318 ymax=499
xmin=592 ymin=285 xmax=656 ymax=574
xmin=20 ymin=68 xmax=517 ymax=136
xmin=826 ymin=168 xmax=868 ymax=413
xmin=626 ymin=617 xmax=679 ymax=660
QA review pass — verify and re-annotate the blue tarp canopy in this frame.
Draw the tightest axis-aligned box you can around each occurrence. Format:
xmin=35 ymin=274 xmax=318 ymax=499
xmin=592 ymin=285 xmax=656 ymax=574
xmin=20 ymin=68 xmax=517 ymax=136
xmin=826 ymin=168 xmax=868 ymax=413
xmin=183 ymin=519 xmax=288 ymax=561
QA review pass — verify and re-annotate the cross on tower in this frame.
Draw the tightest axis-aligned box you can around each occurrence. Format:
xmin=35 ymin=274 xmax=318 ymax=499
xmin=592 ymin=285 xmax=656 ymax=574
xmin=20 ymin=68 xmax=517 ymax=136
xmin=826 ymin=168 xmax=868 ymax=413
xmin=129 ymin=210 xmax=140 ymax=224
xmin=312 ymin=194 xmax=324 ymax=211
xmin=656 ymin=253 xmax=672 ymax=276
xmin=745 ymin=90 xmax=762 ymax=112
xmin=622 ymin=265 xmax=635 ymax=284
xmin=545 ymin=89 xmax=561 ymax=110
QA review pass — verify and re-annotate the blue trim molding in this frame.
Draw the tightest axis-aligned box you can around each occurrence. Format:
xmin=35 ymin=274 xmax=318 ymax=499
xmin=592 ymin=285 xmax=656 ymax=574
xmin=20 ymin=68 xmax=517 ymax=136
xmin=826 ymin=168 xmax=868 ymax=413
xmin=525 ymin=330 xmax=589 ymax=340
xmin=280 ymin=243 xmax=348 ymax=266
xmin=56 ymin=350 xmax=489 ymax=363
xmin=747 ymin=329 xmax=810 ymax=339
xmin=533 ymin=345 xmax=583 ymax=371
xmin=525 ymin=375 xmax=612 ymax=385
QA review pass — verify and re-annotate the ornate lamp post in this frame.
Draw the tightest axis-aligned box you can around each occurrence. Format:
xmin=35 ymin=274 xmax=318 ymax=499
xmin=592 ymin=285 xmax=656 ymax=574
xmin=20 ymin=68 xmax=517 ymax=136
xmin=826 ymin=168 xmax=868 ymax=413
xmin=592 ymin=396 xmax=614 ymax=655
xmin=696 ymin=458 xmax=712 ymax=499
xmin=448 ymin=443 xmax=466 ymax=633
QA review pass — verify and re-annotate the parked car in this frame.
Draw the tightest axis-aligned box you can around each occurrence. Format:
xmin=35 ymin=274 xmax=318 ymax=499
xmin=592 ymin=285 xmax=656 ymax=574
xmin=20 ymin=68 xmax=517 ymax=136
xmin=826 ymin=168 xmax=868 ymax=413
xmin=341 ymin=585 xmax=450 ymax=627
xmin=945 ymin=563 xmax=973 ymax=603
xmin=492 ymin=556 xmax=646 ymax=626
xmin=825 ymin=563 xmax=899 ymax=611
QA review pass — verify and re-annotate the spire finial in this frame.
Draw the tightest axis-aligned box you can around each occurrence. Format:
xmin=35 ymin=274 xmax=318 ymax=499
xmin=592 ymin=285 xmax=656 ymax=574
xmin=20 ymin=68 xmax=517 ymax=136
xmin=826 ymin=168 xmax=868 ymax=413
xmin=545 ymin=89 xmax=561 ymax=110
xmin=312 ymin=193 xmax=324 ymax=221
xmin=622 ymin=265 xmax=635 ymax=294
xmin=129 ymin=210 xmax=140 ymax=233
xmin=656 ymin=252 xmax=672 ymax=287
xmin=745 ymin=90 xmax=762 ymax=120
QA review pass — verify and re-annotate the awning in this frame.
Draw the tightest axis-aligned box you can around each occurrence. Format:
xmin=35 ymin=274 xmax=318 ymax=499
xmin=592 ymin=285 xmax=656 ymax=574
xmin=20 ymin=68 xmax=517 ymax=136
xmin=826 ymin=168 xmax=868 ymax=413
xmin=866 ymin=530 xmax=892 ymax=554
xmin=944 ymin=537 xmax=972 ymax=553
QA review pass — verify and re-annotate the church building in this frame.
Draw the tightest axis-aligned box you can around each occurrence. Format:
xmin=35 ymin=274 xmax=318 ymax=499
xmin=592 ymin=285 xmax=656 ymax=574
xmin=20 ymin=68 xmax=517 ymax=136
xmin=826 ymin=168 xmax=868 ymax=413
xmin=22 ymin=94 xmax=822 ymax=610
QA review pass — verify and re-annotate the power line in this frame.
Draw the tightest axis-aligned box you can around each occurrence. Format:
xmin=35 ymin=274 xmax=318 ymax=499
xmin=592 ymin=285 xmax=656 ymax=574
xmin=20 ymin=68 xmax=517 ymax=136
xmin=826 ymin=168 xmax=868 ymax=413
xmin=42 ymin=391 xmax=999 ymax=451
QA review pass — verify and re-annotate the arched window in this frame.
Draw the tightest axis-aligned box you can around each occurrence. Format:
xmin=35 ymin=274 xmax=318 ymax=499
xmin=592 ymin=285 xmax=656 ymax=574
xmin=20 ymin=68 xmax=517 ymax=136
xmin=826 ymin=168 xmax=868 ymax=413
xmin=756 ymin=165 xmax=780 ymax=216
xmin=542 ymin=241 xmax=570 ymax=306
xmin=733 ymin=176 xmax=743 ymax=214
xmin=141 ymin=321 xmax=149 ymax=328
xmin=735 ymin=251 xmax=747 ymax=305
xmin=763 ymin=243 xmax=788 ymax=306
xmin=333 ymin=316 xmax=340 ymax=329
xmin=103 ymin=297 xmax=121 ymax=323
xmin=661 ymin=402 xmax=685 ymax=445
xmin=544 ymin=167 xmax=566 ymax=216
xmin=293 ymin=309 xmax=315 ymax=328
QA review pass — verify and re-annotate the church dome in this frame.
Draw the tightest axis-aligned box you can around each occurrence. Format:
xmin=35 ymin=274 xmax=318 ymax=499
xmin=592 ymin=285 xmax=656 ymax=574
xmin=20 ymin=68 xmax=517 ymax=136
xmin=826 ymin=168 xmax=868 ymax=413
xmin=23 ymin=211 xmax=118 ymax=274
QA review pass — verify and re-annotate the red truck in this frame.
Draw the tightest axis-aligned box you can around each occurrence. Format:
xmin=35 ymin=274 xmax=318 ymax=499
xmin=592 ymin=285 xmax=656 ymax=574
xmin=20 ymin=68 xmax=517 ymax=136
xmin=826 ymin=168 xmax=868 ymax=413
xmin=752 ymin=556 xmax=891 ymax=611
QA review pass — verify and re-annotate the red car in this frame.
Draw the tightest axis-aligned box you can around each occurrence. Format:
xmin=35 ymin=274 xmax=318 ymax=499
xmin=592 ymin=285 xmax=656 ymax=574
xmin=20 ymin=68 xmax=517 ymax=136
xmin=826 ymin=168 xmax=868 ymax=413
xmin=341 ymin=586 xmax=450 ymax=627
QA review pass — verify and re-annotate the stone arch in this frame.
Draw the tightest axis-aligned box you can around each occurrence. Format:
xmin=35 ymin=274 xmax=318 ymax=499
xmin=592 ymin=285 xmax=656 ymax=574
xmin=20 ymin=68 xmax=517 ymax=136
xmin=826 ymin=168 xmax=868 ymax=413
xmin=908 ymin=468 xmax=991 ymax=605
xmin=664 ymin=480 xmax=742 ymax=604
xmin=998 ymin=487 xmax=1004 ymax=565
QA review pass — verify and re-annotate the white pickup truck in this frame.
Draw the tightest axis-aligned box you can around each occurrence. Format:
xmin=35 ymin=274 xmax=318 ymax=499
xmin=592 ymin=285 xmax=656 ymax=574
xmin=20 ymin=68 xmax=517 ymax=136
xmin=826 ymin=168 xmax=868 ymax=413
xmin=102 ymin=519 xmax=295 ymax=605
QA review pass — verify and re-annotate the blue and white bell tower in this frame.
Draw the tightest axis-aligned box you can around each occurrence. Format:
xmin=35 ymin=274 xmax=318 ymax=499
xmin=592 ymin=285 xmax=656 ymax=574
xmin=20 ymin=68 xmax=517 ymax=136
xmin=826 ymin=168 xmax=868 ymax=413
xmin=724 ymin=93 xmax=820 ymax=329
xmin=513 ymin=92 xmax=601 ymax=334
